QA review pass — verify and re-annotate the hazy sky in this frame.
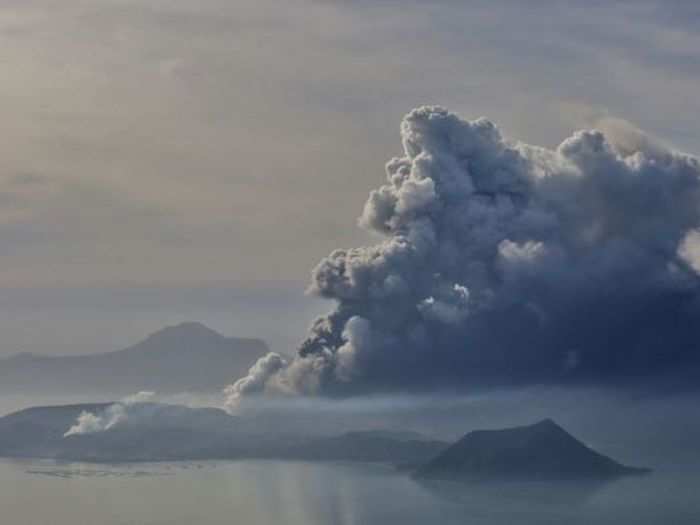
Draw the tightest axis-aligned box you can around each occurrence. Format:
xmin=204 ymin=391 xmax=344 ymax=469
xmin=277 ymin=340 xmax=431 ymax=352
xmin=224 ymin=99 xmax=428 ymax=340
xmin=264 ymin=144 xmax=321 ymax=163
xmin=2 ymin=0 xmax=700 ymax=356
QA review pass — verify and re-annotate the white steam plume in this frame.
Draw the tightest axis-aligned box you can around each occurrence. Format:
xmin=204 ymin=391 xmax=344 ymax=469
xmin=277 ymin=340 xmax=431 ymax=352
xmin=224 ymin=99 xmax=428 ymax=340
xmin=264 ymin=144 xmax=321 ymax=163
xmin=64 ymin=391 xmax=155 ymax=437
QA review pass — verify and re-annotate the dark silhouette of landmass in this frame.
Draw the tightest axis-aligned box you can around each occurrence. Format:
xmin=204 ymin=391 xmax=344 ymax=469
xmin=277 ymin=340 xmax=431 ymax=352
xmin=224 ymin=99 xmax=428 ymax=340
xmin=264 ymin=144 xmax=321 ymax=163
xmin=0 ymin=322 xmax=269 ymax=395
xmin=0 ymin=403 xmax=111 ymax=458
xmin=0 ymin=403 xmax=448 ymax=464
xmin=415 ymin=419 xmax=650 ymax=481
xmin=0 ymin=406 xmax=652 ymax=479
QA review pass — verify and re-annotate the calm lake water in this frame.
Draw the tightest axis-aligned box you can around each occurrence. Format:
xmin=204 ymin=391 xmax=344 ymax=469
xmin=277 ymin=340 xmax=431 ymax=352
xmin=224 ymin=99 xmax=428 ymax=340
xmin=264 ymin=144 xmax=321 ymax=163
xmin=1 ymin=459 xmax=698 ymax=525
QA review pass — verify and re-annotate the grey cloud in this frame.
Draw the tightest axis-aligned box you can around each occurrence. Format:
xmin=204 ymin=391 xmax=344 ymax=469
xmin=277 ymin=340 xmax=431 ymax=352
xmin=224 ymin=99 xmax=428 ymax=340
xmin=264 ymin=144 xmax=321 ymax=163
xmin=223 ymin=353 xmax=288 ymax=413
xmin=226 ymin=105 xmax=700 ymax=408
xmin=5 ymin=0 xmax=700 ymax=289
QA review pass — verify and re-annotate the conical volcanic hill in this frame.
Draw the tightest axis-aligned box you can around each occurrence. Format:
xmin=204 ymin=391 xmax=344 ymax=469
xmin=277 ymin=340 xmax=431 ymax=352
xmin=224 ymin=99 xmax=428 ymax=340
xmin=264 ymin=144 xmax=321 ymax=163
xmin=415 ymin=419 xmax=650 ymax=481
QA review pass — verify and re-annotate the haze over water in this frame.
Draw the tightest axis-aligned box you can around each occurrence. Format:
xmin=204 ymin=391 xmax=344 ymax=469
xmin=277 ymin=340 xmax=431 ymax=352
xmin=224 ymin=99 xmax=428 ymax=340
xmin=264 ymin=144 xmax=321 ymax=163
xmin=1 ymin=459 xmax=697 ymax=525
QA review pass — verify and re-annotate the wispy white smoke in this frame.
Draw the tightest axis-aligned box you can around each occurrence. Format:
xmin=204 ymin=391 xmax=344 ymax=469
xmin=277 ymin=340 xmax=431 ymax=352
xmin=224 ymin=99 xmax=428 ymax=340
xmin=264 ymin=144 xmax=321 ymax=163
xmin=225 ymin=106 xmax=700 ymax=411
xmin=64 ymin=391 xmax=155 ymax=437
xmin=223 ymin=353 xmax=288 ymax=413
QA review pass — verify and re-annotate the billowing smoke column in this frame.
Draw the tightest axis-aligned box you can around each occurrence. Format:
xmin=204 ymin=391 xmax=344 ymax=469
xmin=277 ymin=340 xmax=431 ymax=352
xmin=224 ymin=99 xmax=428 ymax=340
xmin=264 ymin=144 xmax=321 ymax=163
xmin=225 ymin=106 xmax=700 ymax=411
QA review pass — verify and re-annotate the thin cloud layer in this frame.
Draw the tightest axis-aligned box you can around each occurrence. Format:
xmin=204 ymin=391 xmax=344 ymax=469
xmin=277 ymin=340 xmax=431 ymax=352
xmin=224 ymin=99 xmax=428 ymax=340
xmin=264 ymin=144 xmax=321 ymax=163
xmin=4 ymin=0 xmax=700 ymax=289
xmin=226 ymin=106 xmax=700 ymax=409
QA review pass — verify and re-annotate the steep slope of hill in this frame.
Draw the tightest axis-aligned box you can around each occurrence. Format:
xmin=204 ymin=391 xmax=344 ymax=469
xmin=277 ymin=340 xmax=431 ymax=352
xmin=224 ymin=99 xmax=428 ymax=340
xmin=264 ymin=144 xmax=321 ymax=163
xmin=0 ymin=322 xmax=269 ymax=395
xmin=415 ymin=419 xmax=650 ymax=481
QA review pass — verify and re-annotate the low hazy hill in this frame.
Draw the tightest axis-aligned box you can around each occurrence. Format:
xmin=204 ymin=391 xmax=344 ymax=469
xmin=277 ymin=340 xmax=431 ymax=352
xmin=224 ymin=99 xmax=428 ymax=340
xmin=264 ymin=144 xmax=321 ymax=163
xmin=415 ymin=419 xmax=650 ymax=482
xmin=0 ymin=403 xmax=111 ymax=458
xmin=0 ymin=402 xmax=244 ymax=461
xmin=0 ymin=322 xmax=269 ymax=396
xmin=0 ymin=403 xmax=447 ymax=464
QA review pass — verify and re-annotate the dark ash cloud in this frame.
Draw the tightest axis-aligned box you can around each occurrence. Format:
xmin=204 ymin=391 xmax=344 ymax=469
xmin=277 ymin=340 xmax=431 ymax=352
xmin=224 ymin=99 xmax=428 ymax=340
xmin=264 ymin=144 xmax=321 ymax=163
xmin=226 ymin=106 xmax=700 ymax=409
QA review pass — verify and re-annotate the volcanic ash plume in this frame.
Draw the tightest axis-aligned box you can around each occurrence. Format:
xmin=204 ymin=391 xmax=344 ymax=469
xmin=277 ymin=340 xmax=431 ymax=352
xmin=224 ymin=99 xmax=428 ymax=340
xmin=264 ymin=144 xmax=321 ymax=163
xmin=225 ymin=106 xmax=700 ymax=411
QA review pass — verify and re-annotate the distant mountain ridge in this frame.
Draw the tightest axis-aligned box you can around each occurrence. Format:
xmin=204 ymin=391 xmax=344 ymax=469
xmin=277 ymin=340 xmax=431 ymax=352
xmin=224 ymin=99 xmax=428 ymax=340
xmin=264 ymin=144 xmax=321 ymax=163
xmin=0 ymin=403 xmax=448 ymax=463
xmin=0 ymin=322 xmax=269 ymax=395
xmin=415 ymin=419 xmax=650 ymax=481
xmin=0 ymin=402 xmax=242 ymax=461
xmin=0 ymin=405 xmax=653 ymax=480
